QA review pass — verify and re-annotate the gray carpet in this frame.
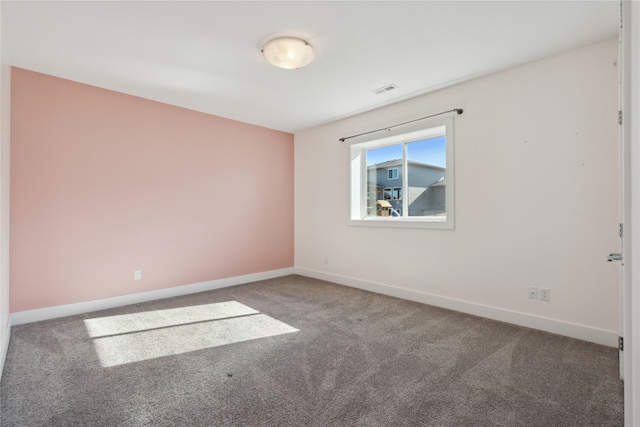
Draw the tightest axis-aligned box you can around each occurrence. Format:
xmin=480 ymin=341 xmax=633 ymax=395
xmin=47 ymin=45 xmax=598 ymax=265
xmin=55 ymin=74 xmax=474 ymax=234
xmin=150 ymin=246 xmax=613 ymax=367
xmin=0 ymin=275 xmax=623 ymax=426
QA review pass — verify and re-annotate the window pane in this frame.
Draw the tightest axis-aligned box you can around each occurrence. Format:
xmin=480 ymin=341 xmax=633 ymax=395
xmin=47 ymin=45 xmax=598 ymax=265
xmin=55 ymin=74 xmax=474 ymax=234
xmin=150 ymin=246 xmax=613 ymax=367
xmin=366 ymin=144 xmax=402 ymax=217
xmin=366 ymin=145 xmax=402 ymax=167
xmin=393 ymin=187 xmax=402 ymax=200
xmin=406 ymin=136 xmax=446 ymax=217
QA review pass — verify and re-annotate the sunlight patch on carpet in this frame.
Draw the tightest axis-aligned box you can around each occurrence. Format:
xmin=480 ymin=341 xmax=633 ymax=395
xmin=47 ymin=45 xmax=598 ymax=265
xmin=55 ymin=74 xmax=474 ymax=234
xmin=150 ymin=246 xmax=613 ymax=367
xmin=84 ymin=301 xmax=259 ymax=338
xmin=84 ymin=302 xmax=298 ymax=367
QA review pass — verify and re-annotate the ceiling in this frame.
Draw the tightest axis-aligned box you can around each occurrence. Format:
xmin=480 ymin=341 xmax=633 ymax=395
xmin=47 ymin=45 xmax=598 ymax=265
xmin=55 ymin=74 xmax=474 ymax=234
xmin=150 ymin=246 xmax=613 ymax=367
xmin=1 ymin=1 xmax=619 ymax=134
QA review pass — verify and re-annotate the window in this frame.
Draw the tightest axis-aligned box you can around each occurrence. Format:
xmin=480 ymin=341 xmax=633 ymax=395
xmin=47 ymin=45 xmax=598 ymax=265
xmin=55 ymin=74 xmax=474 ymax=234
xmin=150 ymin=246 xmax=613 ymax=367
xmin=392 ymin=187 xmax=402 ymax=200
xmin=349 ymin=115 xmax=454 ymax=229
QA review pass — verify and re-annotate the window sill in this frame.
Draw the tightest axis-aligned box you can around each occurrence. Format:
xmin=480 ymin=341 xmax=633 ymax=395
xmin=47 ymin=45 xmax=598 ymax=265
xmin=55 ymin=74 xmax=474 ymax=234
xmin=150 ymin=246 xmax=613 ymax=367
xmin=348 ymin=217 xmax=454 ymax=230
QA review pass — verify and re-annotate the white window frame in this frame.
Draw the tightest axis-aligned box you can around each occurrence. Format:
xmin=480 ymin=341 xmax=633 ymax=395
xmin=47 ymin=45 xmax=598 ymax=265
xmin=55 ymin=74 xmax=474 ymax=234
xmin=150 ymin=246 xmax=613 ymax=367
xmin=348 ymin=115 xmax=455 ymax=230
xmin=387 ymin=168 xmax=398 ymax=180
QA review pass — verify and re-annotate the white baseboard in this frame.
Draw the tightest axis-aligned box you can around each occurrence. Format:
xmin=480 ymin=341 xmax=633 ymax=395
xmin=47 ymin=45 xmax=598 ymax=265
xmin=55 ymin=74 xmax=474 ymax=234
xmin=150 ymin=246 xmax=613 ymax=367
xmin=9 ymin=266 xmax=618 ymax=348
xmin=1 ymin=318 xmax=10 ymax=382
xmin=295 ymin=267 xmax=618 ymax=348
xmin=11 ymin=267 xmax=295 ymax=326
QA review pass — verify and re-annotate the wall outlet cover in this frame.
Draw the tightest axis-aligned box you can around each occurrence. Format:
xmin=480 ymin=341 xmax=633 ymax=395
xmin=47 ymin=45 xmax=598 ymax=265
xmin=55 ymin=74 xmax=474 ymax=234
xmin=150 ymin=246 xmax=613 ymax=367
xmin=540 ymin=288 xmax=550 ymax=301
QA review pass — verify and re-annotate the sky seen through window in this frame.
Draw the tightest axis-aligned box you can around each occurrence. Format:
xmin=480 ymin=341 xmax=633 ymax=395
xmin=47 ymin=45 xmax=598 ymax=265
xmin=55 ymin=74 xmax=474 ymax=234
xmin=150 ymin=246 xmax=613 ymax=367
xmin=366 ymin=136 xmax=446 ymax=168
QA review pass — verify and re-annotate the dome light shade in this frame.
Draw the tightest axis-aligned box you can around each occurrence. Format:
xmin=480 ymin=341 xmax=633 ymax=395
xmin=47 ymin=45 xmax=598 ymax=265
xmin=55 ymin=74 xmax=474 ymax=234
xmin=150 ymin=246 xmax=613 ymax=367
xmin=261 ymin=37 xmax=314 ymax=69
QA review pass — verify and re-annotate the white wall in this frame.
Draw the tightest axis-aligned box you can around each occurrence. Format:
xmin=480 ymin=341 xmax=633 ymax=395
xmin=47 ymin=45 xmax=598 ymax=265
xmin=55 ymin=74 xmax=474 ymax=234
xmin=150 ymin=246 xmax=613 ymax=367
xmin=0 ymin=5 xmax=11 ymax=381
xmin=295 ymin=38 xmax=620 ymax=346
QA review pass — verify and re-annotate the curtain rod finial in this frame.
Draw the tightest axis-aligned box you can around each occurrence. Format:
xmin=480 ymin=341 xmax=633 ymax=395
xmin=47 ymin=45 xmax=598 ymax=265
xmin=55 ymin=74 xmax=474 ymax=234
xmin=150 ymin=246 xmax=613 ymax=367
xmin=455 ymin=109 xmax=463 ymax=115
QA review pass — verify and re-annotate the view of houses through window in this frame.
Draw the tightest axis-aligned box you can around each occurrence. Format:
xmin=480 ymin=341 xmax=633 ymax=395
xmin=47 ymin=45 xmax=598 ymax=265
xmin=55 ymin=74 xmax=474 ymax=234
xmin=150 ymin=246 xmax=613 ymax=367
xmin=366 ymin=136 xmax=446 ymax=218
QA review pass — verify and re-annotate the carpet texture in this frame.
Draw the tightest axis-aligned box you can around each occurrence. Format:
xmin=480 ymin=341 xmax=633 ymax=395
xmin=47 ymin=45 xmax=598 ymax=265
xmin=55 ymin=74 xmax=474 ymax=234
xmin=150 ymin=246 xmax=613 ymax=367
xmin=0 ymin=275 xmax=623 ymax=426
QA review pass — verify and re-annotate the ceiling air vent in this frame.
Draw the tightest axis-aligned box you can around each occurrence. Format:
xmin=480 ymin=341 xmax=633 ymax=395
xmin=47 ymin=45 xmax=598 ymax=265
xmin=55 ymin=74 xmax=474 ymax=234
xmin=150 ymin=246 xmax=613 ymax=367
xmin=372 ymin=84 xmax=398 ymax=95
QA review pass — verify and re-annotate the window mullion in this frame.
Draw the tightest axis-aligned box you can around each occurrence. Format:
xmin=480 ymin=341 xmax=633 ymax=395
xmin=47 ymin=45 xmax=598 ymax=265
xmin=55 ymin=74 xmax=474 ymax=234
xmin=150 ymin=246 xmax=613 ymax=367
xmin=402 ymin=142 xmax=408 ymax=217
xmin=361 ymin=149 xmax=367 ymax=218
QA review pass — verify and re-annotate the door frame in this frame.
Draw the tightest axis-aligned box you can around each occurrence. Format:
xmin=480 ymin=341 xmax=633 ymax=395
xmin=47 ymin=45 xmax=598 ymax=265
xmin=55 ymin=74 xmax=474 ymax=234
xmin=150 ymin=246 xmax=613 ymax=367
xmin=621 ymin=1 xmax=639 ymax=425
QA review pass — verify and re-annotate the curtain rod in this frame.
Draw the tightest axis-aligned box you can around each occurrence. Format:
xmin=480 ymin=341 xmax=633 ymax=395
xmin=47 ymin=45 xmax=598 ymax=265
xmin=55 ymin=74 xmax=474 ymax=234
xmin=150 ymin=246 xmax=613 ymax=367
xmin=338 ymin=108 xmax=463 ymax=143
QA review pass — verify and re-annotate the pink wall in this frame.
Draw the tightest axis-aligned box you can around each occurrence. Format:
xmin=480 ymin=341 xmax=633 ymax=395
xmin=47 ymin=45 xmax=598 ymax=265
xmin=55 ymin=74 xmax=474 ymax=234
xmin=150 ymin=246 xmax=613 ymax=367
xmin=10 ymin=68 xmax=294 ymax=312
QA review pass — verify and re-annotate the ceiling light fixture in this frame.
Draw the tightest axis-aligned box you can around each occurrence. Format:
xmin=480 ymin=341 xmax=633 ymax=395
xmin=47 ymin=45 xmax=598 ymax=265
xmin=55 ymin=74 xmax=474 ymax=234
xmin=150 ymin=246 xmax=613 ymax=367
xmin=261 ymin=37 xmax=314 ymax=70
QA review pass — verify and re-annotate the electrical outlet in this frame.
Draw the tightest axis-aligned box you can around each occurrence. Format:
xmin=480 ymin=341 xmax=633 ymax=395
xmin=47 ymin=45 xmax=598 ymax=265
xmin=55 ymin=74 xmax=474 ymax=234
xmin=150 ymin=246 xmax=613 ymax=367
xmin=134 ymin=270 xmax=142 ymax=281
xmin=528 ymin=286 xmax=538 ymax=299
xmin=539 ymin=288 xmax=550 ymax=301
